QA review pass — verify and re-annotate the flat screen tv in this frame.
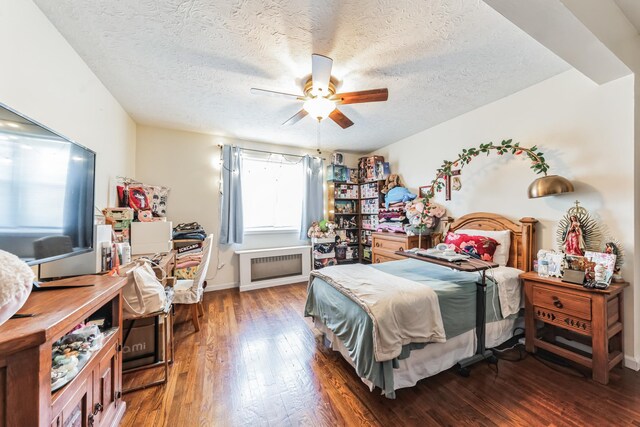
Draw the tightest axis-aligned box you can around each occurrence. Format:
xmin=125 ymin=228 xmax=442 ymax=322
xmin=0 ymin=103 xmax=96 ymax=265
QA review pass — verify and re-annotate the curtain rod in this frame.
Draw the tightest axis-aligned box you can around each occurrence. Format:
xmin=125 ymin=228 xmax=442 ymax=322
xmin=217 ymin=144 xmax=325 ymax=161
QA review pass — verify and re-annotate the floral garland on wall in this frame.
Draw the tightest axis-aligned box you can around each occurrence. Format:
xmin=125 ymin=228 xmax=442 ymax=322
xmin=422 ymin=139 xmax=550 ymax=203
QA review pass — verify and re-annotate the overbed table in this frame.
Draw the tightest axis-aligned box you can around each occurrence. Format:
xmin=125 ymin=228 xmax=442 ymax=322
xmin=395 ymin=250 xmax=499 ymax=374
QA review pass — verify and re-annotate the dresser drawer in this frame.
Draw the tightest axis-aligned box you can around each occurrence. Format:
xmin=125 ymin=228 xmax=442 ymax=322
xmin=372 ymin=235 xmax=411 ymax=253
xmin=532 ymin=285 xmax=591 ymax=320
xmin=372 ymin=251 xmax=403 ymax=264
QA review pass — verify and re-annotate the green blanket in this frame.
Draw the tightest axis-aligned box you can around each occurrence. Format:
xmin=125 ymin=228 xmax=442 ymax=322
xmin=304 ymin=258 xmax=506 ymax=398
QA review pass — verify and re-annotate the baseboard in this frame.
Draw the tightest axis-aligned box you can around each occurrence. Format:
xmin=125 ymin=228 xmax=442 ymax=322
xmin=624 ymin=355 xmax=640 ymax=371
xmin=204 ymin=281 xmax=239 ymax=292
xmin=240 ymin=274 xmax=308 ymax=292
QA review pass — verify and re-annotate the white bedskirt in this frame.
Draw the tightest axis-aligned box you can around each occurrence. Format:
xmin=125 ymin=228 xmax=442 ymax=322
xmin=314 ymin=316 xmax=517 ymax=392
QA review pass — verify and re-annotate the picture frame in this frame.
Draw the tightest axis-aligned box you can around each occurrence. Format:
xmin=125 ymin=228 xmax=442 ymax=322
xmin=546 ymin=252 xmax=564 ymax=277
xmin=419 ymin=186 xmax=432 ymax=198
xmin=584 ymin=251 xmax=616 ymax=285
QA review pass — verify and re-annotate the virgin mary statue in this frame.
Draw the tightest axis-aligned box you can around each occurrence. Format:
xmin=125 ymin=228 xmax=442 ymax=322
xmin=562 ymin=215 xmax=586 ymax=256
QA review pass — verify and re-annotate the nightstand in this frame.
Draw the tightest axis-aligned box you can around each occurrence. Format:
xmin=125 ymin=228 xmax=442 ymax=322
xmin=521 ymin=271 xmax=629 ymax=384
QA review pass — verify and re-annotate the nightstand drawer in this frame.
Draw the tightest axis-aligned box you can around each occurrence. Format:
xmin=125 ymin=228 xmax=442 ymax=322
xmin=533 ymin=285 xmax=591 ymax=320
xmin=534 ymin=306 xmax=592 ymax=335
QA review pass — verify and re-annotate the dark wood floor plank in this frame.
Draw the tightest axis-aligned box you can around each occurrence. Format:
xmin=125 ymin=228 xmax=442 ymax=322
xmin=122 ymin=283 xmax=640 ymax=427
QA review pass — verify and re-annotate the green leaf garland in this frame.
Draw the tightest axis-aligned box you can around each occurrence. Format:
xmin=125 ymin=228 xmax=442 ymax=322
xmin=422 ymin=139 xmax=549 ymax=203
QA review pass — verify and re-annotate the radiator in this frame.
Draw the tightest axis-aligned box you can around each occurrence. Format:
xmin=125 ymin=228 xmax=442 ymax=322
xmin=236 ymin=246 xmax=311 ymax=292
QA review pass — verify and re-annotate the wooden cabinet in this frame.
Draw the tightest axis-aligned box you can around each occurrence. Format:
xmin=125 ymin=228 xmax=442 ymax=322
xmin=371 ymin=232 xmax=431 ymax=263
xmin=522 ymin=272 xmax=628 ymax=384
xmin=0 ymin=275 xmax=127 ymax=427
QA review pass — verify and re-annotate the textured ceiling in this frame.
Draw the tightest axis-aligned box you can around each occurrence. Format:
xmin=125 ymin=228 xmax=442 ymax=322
xmin=34 ymin=0 xmax=568 ymax=152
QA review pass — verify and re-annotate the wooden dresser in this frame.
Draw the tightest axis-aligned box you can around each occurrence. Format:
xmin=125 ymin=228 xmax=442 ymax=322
xmin=0 ymin=275 xmax=127 ymax=427
xmin=521 ymin=271 xmax=628 ymax=384
xmin=371 ymin=232 xmax=431 ymax=263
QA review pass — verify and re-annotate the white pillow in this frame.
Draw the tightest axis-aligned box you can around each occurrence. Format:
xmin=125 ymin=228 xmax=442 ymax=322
xmin=0 ymin=250 xmax=34 ymax=326
xmin=455 ymin=229 xmax=511 ymax=266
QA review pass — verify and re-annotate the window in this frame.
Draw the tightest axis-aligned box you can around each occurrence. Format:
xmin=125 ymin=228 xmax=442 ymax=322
xmin=241 ymin=154 xmax=303 ymax=233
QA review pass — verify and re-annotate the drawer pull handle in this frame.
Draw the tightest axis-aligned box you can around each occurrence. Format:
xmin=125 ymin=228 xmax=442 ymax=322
xmin=398 ymin=247 xmax=404 ymax=252
xmin=552 ymin=296 xmax=563 ymax=309
xmin=375 ymin=242 xmax=380 ymax=247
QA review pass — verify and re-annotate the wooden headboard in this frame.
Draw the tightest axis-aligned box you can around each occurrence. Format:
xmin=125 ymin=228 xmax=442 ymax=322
xmin=444 ymin=212 xmax=537 ymax=272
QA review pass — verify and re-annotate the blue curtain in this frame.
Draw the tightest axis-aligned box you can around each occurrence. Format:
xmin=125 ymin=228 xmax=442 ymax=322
xmin=300 ymin=155 xmax=324 ymax=240
xmin=219 ymin=145 xmax=244 ymax=245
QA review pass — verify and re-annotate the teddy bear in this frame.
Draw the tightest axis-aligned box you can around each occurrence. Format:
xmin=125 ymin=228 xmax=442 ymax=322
xmin=381 ymin=174 xmax=403 ymax=194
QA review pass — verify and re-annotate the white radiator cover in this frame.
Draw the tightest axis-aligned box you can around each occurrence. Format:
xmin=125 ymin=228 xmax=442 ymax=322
xmin=236 ymin=246 xmax=311 ymax=292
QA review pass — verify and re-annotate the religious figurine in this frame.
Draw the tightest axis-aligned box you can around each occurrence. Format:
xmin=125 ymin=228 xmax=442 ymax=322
xmin=562 ymin=214 xmax=586 ymax=256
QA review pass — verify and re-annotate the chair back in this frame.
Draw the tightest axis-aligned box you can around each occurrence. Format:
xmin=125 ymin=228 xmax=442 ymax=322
xmin=190 ymin=234 xmax=213 ymax=293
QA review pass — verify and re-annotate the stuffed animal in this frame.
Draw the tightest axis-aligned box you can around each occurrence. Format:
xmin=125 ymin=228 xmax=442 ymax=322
xmin=385 ymin=186 xmax=417 ymax=208
xmin=381 ymin=174 xmax=403 ymax=194
xmin=307 ymin=221 xmax=322 ymax=238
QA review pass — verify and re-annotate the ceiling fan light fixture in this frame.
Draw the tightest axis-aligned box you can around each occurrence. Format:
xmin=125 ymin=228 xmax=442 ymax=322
xmin=303 ymin=97 xmax=336 ymax=121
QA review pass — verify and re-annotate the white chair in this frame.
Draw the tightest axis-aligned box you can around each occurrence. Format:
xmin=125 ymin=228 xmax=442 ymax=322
xmin=173 ymin=234 xmax=213 ymax=332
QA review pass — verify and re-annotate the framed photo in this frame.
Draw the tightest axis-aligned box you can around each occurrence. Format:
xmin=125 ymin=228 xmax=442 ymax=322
xmin=419 ymin=186 xmax=432 ymax=198
xmin=584 ymin=251 xmax=616 ymax=285
xmin=547 ymin=252 xmax=564 ymax=277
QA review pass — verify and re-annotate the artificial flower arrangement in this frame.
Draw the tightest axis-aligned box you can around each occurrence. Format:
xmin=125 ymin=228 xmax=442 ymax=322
xmin=405 ymin=199 xmax=447 ymax=237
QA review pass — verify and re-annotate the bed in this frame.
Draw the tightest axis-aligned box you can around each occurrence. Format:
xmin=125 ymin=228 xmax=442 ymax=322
xmin=304 ymin=212 xmax=537 ymax=398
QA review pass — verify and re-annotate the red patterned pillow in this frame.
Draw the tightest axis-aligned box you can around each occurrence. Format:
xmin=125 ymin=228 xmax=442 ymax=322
xmin=444 ymin=232 xmax=499 ymax=262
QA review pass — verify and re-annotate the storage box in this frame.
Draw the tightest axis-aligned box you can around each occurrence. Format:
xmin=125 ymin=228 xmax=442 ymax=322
xmin=103 ymin=207 xmax=134 ymax=221
xmin=130 ymin=221 xmax=173 ymax=254
xmin=122 ymin=317 xmax=162 ymax=370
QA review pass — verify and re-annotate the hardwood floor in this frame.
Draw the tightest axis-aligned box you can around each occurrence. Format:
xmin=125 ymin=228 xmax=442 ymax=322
xmin=122 ymin=283 xmax=640 ymax=427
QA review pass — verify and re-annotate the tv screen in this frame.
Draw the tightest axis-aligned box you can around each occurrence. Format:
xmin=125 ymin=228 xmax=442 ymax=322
xmin=0 ymin=103 xmax=96 ymax=265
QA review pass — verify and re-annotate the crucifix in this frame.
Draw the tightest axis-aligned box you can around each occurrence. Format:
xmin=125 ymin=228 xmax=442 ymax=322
xmin=445 ymin=169 xmax=461 ymax=201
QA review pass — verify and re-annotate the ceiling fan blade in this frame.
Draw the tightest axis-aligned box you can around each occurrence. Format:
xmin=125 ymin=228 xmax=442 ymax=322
xmin=329 ymin=109 xmax=354 ymax=129
xmin=333 ymin=88 xmax=388 ymax=105
xmin=282 ymin=109 xmax=309 ymax=126
xmin=250 ymin=88 xmax=304 ymax=101
xmin=311 ymin=54 xmax=333 ymax=95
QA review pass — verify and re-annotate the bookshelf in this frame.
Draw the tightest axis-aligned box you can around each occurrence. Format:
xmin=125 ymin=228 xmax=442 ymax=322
xmin=327 ymin=181 xmax=360 ymax=264
xmin=357 ymin=156 xmax=389 ymax=264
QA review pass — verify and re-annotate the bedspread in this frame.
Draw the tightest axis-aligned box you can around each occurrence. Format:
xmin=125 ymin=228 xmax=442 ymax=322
xmin=305 ymin=259 xmax=514 ymax=398
xmin=309 ymin=264 xmax=445 ymax=362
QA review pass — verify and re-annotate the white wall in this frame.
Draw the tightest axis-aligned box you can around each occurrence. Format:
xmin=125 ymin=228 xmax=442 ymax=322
xmin=135 ymin=125 xmax=358 ymax=290
xmin=0 ymin=0 xmax=137 ymax=209
xmin=372 ymin=69 xmax=637 ymax=363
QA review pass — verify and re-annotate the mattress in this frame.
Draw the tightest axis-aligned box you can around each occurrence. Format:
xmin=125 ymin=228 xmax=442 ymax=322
xmin=305 ymin=259 xmax=523 ymax=397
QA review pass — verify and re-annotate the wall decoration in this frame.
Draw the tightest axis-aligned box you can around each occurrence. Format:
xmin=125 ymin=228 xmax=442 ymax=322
xmin=555 ymin=201 xmax=602 ymax=256
xmin=451 ymin=176 xmax=462 ymax=192
xmin=445 ymin=169 xmax=461 ymax=201
xmin=419 ymin=186 xmax=432 ymax=198
xmin=419 ymin=139 xmax=572 ymax=204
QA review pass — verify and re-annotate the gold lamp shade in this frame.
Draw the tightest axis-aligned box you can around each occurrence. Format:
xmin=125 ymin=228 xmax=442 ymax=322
xmin=528 ymin=175 xmax=574 ymax=198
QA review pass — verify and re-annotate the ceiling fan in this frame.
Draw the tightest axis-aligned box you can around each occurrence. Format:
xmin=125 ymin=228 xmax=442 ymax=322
xmin=250 ymin=54 xmax=388 ymax=129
